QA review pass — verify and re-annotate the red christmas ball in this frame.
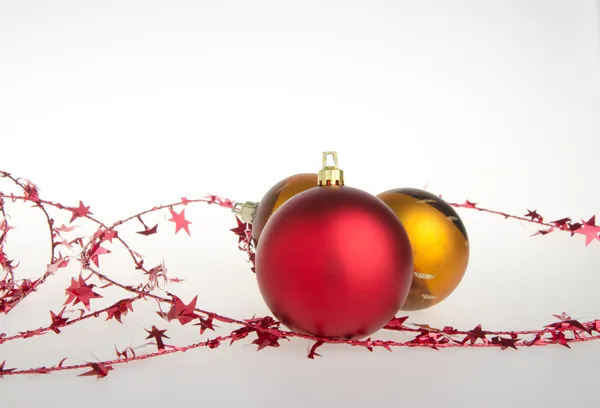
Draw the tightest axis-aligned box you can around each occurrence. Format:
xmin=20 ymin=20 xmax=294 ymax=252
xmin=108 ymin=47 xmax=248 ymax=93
xmin=255 ymin=186 xmax=414 ymax=339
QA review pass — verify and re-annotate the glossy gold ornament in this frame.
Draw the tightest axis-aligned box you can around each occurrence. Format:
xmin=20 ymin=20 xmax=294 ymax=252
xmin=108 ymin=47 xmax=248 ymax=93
xmin=377 ymin=188 xmax=469 ymax=311
xmin=251 ymin=173 xmax=318 ymax=246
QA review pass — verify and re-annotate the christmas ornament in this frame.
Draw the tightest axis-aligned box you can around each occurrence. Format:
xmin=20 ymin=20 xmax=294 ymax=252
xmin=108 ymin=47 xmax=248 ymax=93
xmin=1 ymin=155 xmax=600 ymax=380
xmin=254 ymin=152 xmax=414 ymax=339
xmin=377 ymin=188 xmax=469 ymax=311
xmin=233 ymin=173 xmax=318 ymax=246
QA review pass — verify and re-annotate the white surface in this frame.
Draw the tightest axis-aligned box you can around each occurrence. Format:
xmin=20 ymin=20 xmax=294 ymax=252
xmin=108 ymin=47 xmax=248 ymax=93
xmin=1 ymin=0 xmax=600 ymax=406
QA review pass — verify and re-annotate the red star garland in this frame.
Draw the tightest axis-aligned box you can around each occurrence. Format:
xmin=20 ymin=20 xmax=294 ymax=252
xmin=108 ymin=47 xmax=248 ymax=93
xmin=1 ymin=169 xmax=600 ymax=380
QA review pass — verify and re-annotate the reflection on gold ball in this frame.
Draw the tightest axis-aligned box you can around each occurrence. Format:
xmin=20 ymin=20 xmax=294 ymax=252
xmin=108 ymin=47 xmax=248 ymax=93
xmin=377 ymin=188 xmax=469 ymax=311
xmin=252 ymin=173 xmax=318 ymax=246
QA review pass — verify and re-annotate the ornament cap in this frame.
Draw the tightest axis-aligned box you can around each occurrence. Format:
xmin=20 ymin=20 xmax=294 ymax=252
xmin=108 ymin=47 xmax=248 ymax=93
xmin=232 ymin=201 xmax=258 ymax=223
xmin=318 ymin=151 xmax=344 ymax=186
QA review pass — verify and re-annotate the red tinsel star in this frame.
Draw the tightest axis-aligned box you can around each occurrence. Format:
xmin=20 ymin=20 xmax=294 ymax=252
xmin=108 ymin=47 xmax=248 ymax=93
xmin=0 ymin=249 xmax=10 ymax=267
xmin=89 ymin=246 xmax=110 ymax=268
xmin=462 ymin=324 xmax=490 ymax=345
xmin=383 ymin=316 xmax=409 ymax=330
xmin=229 ymin=326 xmax=255 ymax=344
xmin=135 ymin=215 xmax=158 ymax=236
xmin=568 ymin=222 xmax=583 ymax=234
xmin=0 ymin=360 xmax=16 ymax=377
xmin=168 ymin=207 xmax=192 ymax=235
xmin=545 ymin=315 xmax=590 ymax=334
xmin=105 ymin=298 xmax=135 ymax=323
xmin=45 ymin=262 xmax=60 ymax=276
xmin=463 ymin=200 xmax=477 ymax=208
xmin=378 ymin=341 xmax=393 ymax=352
xmin=69 ymin=201 xmax=92 ymax=223
xmin=252 ymin=331 xmax=282 ymax=351
xmin=531 ymin=227 xmax=554 ymax=237
xmin=78 ymin=362 xmax=113 ymax=378
xmin=115 ymin=346 xmax=135 ymax=360
xmin=412 ymin=330 xmax=449 ymax=350
xmin=49 ymin=307 xmax=69 ymax=333
xmin=491 ymin=334 xmax=520 ymax=350
xmin=57 ymin=256 xmax=70 ymax=268
xmin=442 ymin=326 xmax=459 ymax=335
xmin=194 ymin=315 xmax=216 ymax=335
xmin=64 ymin=275 xmax=102 ymax=310
xmin=549 ymin=331 xmax=571 ymax=348
xmin=145 ymin=326 xmax=170 ymax=351
xmin=524 ymin=209 xmax=543 ymax=222
xmin=207 ymin=338 xmax=221 ymax=349
xmin=23 ymin=181 xmax=40 ymax=201
xmin=101 ymin=230 xmax=118 ymax=243
xmin=552 ymin=312 xmax=571 ymax=321
xmin=573 ymin=216 xmax=600 ymax=246
xmin=230 ymin=217 xmax=248 ymax=243
xmin=160 ymin=295 xmax=199 ymax=325
xmin=245 ymin=316 xmax=280 ymax=330
xmin=362 ymin=338 xmax=375 ymax=352
xmin=55 ymin=224 xmax=75 ymax=232
xmin=308 ymin=340 xmax=324 ymax=359
xmin=551 ymin=217 xmax=571 ymax=230
xmin=137 ymin=224 xmax=158 ymax=236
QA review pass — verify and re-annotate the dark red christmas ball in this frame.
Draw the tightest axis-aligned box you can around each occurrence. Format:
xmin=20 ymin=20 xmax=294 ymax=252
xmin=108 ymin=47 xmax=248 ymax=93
xmin=255 ymin=185 xmax=414 ymax=339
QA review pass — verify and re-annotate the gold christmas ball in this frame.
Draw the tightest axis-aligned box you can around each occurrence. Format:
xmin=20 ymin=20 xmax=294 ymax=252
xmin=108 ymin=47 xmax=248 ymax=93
xmin=252 ymin=173 xmax=318 ymax=246
xmin=377 ymin=188 xmax=469 ymax=311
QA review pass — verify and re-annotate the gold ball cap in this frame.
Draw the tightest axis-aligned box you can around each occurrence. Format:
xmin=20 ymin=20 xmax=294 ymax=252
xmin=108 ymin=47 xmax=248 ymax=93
xmin=317 ymin=151 xmax=344 ymax=186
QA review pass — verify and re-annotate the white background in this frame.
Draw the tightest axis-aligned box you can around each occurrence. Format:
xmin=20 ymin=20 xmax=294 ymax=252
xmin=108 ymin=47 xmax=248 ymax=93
xmin=1 ymin=0 xmax=600 ymax=406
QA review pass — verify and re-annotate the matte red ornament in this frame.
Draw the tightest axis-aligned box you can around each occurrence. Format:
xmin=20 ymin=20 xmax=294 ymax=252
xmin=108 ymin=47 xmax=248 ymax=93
xmin=255 ymin=153 xmax=414 ymax=339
